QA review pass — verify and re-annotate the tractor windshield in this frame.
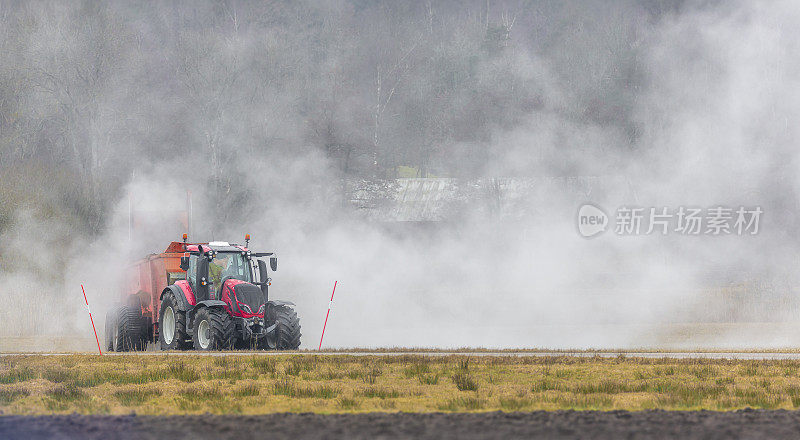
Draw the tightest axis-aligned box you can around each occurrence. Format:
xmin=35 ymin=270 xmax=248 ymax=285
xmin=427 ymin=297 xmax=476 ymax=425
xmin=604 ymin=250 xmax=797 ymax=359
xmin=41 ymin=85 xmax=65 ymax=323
xmin=208 ymin=252 xmax=251 ymax=287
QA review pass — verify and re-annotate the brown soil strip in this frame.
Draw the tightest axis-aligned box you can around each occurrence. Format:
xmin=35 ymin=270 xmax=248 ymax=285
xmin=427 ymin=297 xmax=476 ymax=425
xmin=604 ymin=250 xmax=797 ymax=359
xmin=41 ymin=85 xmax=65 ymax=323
xmin=2 ymin=410 xmax=800 ymax=440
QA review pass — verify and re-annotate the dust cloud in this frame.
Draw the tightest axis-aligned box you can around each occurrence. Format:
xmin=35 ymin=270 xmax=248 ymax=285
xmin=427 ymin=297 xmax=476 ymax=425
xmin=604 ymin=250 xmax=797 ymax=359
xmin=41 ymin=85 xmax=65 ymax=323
xmin=1 ymin=0 xmax=799 ymax=350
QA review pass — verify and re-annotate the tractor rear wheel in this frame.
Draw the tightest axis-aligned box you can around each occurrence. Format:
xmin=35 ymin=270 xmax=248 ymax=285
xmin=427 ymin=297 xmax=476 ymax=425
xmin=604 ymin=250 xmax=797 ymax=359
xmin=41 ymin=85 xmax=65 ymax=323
xmin=192 ymin=307 xmax=235 ymax=350
xmin=114 ymin=305 xmax=145 ymax=351
xmin=263 ymin=304 xmax=301 ymax=350
xmin=159 ymin=291 xmax=190 ymax=350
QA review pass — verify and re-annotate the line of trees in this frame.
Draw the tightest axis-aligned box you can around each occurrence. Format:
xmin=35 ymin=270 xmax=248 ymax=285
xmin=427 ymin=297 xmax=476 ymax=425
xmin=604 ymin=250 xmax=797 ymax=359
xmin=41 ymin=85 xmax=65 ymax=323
xmin=0 ymin=0 xmax=683 ymax=239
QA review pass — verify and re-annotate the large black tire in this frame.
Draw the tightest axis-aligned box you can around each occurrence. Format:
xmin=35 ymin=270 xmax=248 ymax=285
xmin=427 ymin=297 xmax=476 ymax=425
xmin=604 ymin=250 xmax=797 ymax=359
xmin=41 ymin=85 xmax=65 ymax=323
xmin=159 ymin=291 xmax=190 ymax=350
xmin=263 ymin=304 xmax=301 ymax=350
xmin=192 ymin=307 xmax=235 ymax=350
xmin=114 ymin=305 xmax=145 ymax=351
xmin=104 ymin=310 xmax=117 ymax=352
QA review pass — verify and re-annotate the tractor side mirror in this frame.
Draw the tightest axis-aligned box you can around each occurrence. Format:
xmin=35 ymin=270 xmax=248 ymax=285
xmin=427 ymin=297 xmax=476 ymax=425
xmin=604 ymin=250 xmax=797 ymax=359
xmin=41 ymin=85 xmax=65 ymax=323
xmin=180 ymin=256 xmax=189 ymax=271
xmin=270 ymin=256 xmax=278 ymax=271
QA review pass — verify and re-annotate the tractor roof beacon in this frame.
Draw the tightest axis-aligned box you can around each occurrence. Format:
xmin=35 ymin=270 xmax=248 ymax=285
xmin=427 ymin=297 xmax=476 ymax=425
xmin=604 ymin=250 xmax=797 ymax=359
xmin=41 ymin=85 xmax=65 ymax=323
xmin=104 ymin=235 xmax=301 ymax=351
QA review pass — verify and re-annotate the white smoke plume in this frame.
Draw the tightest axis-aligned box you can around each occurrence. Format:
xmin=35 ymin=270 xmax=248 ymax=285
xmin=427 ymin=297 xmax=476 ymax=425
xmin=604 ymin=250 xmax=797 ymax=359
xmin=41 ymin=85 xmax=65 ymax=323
xmin=2 ymin=0 xmax=800 ymax=351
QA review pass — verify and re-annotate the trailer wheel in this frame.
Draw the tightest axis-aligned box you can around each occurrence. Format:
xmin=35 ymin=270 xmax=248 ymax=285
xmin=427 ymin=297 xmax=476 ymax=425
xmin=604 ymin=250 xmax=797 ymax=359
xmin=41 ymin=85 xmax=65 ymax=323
xmin=159 ymin=292 xmax=190 ymax=350
xmin=193 ymin=307 xmax=235 ymax=350
xmin=104 ymin=310 xmax=117 ymax=352
xmin=264 ymin=304 xmax=301 ymax=350
xmin=114 ymin=305 xmax=145 ymax=351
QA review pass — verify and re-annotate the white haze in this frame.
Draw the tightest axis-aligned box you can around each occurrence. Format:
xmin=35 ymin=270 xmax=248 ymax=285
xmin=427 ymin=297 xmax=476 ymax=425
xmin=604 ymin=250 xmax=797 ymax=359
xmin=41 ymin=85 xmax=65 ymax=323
xmin=2 ymin=0 xmax=800 ymax=351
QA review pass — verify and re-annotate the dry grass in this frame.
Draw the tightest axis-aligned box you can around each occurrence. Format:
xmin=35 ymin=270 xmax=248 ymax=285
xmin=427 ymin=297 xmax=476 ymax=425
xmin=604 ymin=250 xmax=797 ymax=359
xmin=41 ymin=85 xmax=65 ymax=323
xmin=3 ymin=354 xmax=800 ymax=414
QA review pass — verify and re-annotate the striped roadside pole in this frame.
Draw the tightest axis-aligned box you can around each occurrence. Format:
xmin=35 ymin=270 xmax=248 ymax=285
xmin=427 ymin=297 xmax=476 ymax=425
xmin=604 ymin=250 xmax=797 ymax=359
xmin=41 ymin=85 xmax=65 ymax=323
xmin=81 ymin=285 xmax=102 ymax=355
xmin=318 ymin=281 xmax=337 ymax=350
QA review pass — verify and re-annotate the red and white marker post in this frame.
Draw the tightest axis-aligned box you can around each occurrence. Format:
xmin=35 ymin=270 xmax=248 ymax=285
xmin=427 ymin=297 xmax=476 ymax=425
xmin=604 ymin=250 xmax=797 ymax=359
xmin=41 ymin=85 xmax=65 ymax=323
xmin=318 ymin=281 xmax=337 ymax=351
xmin=81 ymin=285 xmax=102 ymax=355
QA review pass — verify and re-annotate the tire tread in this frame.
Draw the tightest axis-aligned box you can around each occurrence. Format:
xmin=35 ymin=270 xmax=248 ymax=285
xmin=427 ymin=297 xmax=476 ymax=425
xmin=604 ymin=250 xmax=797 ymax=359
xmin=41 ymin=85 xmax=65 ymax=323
xmin=159 ymin=291 xmax=190 ymax=350
xmin=271 ymin=305 xmax=301 ymax=350
xmin=116 ymin=305 xmax=145 ymax=351
xmin=193 ymin=307 xmax=235 ymax=350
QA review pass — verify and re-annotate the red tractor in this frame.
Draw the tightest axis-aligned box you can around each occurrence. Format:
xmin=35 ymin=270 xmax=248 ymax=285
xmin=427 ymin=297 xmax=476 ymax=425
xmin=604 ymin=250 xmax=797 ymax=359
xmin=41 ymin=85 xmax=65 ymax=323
xmin=105 ymin=236 xmax=301 ymax=351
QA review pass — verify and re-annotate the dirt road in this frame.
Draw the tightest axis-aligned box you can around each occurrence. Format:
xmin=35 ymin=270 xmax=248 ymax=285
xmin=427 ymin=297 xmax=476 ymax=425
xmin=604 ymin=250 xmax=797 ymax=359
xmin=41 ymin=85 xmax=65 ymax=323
xmin=8 ymin=350 xmax=800 ymax=359
xmin=3 ymin=410 xmax=800 ymax=440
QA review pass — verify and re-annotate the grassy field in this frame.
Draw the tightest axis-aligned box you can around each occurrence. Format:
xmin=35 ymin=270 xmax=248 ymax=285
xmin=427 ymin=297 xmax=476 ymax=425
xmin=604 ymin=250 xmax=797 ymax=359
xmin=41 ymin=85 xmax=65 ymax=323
xmin=2 ymin=354 xmax=800 ymax=414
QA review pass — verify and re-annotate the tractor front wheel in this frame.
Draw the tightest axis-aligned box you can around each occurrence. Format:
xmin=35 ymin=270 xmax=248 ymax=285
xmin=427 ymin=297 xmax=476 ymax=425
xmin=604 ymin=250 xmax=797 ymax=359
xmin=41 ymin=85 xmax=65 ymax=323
xmin=263 ymin=304 xmax=301 ymax=350
xmin=193 ymin=307 xmax=235 ymax=350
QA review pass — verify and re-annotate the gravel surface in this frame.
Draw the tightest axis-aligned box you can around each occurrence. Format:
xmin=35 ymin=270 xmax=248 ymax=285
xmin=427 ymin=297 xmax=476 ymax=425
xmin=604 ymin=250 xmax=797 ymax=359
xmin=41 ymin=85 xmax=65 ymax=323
xmin=10 ymin=351 xmax=800 ymax=360
xmin=3 ymin=410 xmax=800 ymax=439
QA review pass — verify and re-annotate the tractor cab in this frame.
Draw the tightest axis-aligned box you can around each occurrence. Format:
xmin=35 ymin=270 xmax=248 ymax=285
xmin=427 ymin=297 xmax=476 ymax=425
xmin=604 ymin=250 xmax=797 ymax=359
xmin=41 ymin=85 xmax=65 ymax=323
xmin=181 ymin=242 xmax=277 ymax=299
xmin=181 ymin=242 xmax=255 ymax=301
